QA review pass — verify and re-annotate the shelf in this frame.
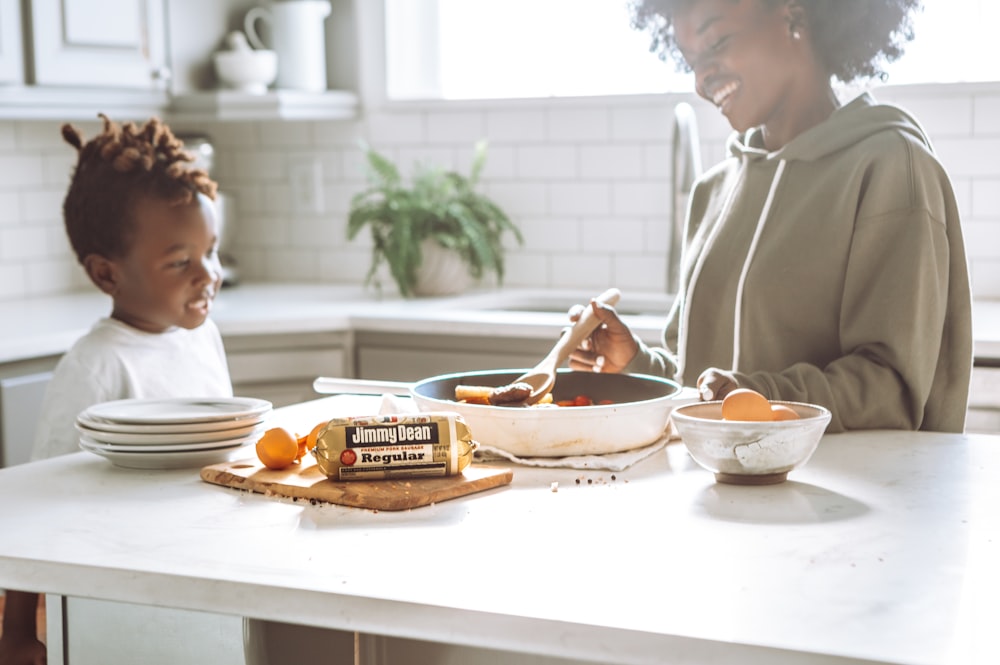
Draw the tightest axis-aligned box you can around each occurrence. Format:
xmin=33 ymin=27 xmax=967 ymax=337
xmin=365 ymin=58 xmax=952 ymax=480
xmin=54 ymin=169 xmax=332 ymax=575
xmin=0 ymin=87 xmax=359 ymax=122
xmin=166 ymin=89 xmax=360 ymax=122
xmin=0 ymin=86 xmax=169 ymax=121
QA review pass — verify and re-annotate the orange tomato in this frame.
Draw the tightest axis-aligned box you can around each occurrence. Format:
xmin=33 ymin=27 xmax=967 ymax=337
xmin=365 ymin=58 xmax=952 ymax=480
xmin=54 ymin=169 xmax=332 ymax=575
xmin=556 ymin=394 xmax=601 ymax=407
xmin=770 ymin=404 xmax=799 ymax=421
xmin=256 ymin=427 xmax=299 ymax=470
xmin=296 ymin=421 xmax=326 ymax=460
xmin=721 ymin=388 xmax=773 ymax=422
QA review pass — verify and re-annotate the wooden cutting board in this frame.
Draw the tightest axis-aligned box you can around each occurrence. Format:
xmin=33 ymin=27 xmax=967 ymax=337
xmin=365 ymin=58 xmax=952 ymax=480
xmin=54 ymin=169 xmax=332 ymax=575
xmin=200 ymin=457 xmax=513 ymax=511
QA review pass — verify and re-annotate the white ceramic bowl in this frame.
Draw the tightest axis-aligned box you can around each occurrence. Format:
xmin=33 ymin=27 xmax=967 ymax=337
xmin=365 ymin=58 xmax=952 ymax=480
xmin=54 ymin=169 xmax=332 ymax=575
xmin=213 ymin=49 xmax=277 ymax=94
xmin=671 ymin=400 xmax=832 ymax=485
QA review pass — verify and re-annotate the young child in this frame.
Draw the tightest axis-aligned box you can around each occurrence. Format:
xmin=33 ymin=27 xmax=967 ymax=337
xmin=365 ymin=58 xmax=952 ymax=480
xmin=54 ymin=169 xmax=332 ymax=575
xmin=0 ymin=114 xmax=232 ymax=665
xmin=569 ymin=0 xmax=972 ymax=433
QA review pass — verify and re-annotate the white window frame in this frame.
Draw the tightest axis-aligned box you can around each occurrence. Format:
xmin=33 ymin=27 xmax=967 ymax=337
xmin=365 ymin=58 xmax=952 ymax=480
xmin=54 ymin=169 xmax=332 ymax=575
xmin=356 ymin=0 xmax=1000 ymax=112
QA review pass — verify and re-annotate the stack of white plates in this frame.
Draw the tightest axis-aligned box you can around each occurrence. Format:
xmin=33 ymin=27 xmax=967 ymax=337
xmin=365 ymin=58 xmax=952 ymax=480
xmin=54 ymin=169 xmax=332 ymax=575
xmin=76 ymin=397 xmax=272 ymax=469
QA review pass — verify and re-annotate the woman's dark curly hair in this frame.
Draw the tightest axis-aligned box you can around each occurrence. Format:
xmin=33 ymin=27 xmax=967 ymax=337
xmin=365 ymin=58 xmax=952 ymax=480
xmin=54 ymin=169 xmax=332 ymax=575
xmin=630 ymin=0 xmax=922 ymax=83
xmin=61 ymin=114 xmax=218 ymax=263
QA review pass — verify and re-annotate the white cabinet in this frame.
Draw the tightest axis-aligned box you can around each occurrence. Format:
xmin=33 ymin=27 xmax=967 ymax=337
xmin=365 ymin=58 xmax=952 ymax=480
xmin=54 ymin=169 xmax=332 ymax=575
xmin=0 ymin=0 xmax=24 ymax=84
xmin=224 ymin=332 xmax=352 ymax=408
xmin=27 ymin=0 xmax=167 ymax=89
xmin=59 ymin=598 xmax=245 ymax=665
xmin=0 ymin=0 xmax=361 ymax=120
xmin=0 ymin=0 xmax=170 ymax=119
xmin=355 ymin=331 xmax=551 ymax=382
xmin=0 ymin=356 xmax=58 ymax=468
xmin=967 ymin=366 xmax=1000 ymax=433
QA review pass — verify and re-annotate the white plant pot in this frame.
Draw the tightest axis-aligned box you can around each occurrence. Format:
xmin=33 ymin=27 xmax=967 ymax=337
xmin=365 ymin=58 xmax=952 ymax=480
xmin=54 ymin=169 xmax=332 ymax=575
xmin=413 ymin=239 xmax=472 ymax=297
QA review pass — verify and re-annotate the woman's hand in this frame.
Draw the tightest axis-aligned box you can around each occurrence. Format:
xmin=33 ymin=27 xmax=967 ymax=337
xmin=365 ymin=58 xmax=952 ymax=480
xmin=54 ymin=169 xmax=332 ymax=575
xmin=697 ymin=368 xmax=739 ymax=401
xmin=566 ymin=298 xmax=639 ymax=373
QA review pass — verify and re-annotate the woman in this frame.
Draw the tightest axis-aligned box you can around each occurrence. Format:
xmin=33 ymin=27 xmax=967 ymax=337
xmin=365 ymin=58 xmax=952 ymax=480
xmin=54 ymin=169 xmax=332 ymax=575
xmin=569 ymin=0 xmax=972 ymax=433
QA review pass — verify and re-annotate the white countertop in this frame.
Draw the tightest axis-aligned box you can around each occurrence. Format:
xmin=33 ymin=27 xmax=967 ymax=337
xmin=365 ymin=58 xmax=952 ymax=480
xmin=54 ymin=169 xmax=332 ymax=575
xmin=1 ymin=283 xmax=999 ymax=364
xmin=0 ymin=394 xmax=997 ymax=665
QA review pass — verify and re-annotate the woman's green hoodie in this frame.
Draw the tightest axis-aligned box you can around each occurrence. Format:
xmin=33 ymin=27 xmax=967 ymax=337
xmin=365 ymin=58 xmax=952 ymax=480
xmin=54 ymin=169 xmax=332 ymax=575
xmin=627 ymin=93 xmax=972 ymax=433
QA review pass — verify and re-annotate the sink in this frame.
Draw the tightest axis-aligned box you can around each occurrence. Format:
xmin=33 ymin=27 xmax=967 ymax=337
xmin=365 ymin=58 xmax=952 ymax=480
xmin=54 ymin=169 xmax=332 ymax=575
xmin=454 ymin=290 xmax=675 ymax=318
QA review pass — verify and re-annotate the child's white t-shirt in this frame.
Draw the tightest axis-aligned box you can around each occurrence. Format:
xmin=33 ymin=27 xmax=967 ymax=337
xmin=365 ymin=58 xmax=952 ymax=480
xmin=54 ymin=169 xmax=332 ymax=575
xmin=31 ymin=317 xmax=233 ymax=460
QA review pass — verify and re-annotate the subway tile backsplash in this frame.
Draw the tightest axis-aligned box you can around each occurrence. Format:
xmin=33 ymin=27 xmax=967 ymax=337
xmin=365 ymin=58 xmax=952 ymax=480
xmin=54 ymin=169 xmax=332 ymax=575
xmin=2 ymin=84 xmax=1000 ymax=302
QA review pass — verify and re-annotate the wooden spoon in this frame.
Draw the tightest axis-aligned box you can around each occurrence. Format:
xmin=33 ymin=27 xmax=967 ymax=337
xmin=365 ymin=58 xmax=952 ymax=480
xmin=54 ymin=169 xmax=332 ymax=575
xmin=511 ymin=287 xmax=621 ymax=405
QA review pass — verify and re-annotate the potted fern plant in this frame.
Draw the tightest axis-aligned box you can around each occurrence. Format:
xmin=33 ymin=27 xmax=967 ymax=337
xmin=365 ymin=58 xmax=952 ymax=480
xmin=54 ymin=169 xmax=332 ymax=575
xmin=347 ymin=140 xmax=522 ymax=297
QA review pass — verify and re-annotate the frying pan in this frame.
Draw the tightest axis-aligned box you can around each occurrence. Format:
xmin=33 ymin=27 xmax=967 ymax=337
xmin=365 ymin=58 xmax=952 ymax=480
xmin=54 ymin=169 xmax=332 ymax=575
xmin=313 ymin=369 xmax=688 ymax=457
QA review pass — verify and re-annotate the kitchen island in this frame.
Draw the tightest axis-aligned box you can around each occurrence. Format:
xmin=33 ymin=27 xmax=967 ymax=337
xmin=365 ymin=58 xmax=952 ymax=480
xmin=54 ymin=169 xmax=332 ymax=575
xmin=0 ymin=394 xmax=996 ymax=665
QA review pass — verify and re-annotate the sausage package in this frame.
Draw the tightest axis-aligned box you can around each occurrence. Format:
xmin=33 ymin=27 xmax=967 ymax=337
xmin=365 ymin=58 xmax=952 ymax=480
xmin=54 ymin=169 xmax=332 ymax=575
xmin=312 ymin=412 xmax=478 ymax=481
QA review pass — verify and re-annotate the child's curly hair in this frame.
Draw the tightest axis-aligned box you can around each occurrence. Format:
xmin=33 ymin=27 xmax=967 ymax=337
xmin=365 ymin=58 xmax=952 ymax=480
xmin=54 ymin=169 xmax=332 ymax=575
xmin=630 ymin=0 xmax=921 ymax=83
xmin=61 ymin=114 xmax=218 ymax=263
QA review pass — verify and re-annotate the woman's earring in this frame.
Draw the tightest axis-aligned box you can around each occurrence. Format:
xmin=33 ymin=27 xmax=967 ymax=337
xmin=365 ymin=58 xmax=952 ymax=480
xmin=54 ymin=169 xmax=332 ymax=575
xmin=788 ymin=19 xmax=802 ymax=40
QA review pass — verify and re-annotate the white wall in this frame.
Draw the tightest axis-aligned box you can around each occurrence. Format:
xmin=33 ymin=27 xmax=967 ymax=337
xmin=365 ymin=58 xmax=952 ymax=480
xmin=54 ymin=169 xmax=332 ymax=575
xmin=1 ymin=81 xmax=999 ymax=302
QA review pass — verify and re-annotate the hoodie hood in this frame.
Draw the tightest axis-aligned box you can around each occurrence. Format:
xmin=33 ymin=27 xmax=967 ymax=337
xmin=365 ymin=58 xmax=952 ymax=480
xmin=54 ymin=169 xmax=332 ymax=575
xmin=726 ymin=92 xmax=934 ymax=163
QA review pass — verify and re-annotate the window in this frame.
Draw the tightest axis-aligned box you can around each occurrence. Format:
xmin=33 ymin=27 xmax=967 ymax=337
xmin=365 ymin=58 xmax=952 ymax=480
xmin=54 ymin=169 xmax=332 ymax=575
xmin=384 ymin=0 xmax=693 ymax=100
xmin=882 ymin=1 xmax=1000 ymax=85
xmin=383 ymin=0 xmax=998 ymax=102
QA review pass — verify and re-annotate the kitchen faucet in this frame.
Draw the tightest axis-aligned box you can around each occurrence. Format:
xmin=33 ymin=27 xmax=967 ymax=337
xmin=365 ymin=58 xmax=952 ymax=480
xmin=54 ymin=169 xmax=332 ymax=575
xmin=668 ymin=102 xmax=703 ymax=294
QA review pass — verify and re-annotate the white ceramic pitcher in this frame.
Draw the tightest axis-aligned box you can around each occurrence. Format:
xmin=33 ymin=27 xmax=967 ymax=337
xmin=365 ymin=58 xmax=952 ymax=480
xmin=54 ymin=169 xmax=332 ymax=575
xmin=244 ymin=0 xmax=331 ymax=92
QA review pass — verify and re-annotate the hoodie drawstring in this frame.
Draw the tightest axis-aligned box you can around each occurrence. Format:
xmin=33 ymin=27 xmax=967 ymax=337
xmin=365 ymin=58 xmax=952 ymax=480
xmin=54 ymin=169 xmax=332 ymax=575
xmin=676 ymin=157 xmax=787 ymax=382
xmin=731 ymin=159 xmax=787 ymax=371
xmin=675 ymin=158 xmax=746 ymax=383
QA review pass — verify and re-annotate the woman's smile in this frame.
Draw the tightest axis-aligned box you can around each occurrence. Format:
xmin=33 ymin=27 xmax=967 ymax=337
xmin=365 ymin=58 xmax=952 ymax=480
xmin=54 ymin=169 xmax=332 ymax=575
xmin=711 ymin=80 xmax=741 ymax=109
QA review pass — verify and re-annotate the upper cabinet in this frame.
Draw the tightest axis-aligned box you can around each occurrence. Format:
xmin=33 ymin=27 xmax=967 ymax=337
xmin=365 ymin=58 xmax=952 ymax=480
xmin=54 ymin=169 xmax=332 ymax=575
xmin=0 ymin=0 xmax=168 ymax=120
xmin=0 ymin=0 xmax=24 ymax=85
xmin=0 ymin=0 xmax=360 ymax=121
xmin=28 ymin=0 xmax=168 ymax=89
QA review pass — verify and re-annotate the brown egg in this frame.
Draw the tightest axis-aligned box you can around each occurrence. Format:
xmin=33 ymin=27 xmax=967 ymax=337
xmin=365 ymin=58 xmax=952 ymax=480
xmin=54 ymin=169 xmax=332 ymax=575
xmin=769 ymin=404 xmax=800 ymax=421
xmin=721 ymin=388 xmax=773 ymax=421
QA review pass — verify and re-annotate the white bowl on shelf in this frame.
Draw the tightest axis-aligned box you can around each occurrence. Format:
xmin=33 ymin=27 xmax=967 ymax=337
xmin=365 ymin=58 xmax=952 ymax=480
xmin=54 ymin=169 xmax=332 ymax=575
xmin=213 ymin=49 xmax=277 ymax=94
